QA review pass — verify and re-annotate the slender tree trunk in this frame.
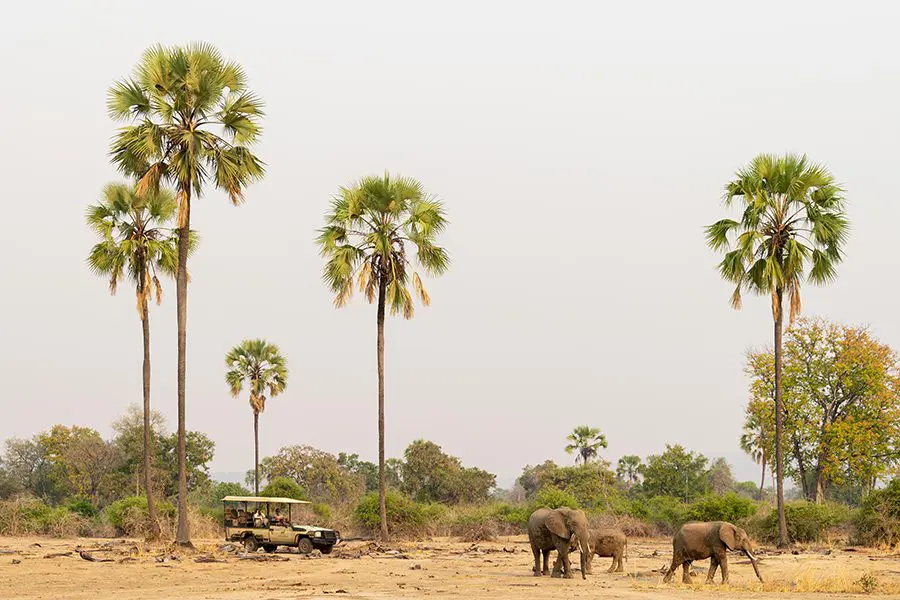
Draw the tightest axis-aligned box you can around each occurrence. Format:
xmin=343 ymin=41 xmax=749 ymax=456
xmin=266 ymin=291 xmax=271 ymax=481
xmin=758 ymin=451 xmax=766 ymax=501
xmin=377 ymin=276 xmax=388 ymax=540
xmin=774 ymin=289 xmax=789 ymax=547
xmin=175 ymin=191 xmax=192 ymax=547
xmin=254 ymin=411 xmax=260 ymax=495
xmin=141 ymin=293 xmax=160 ymax=540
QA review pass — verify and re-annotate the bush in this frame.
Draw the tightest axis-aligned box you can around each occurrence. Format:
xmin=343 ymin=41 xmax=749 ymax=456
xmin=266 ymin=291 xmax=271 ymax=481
xmin=531 ymin=486 xmax=578 ymax=510
xmin=260 ymin=477 xmax=308 ymax=501
xmin=0 ymin=499 xmax=91 ymax=537
xmin=65 ymin=496 xmax=99 ymax=518
xmin=312 ymin=503 xmax=332 ymax=522
xmin=626 ymin=496 xmax=692 ymax=534
xmin=106 ymin=496 xmax=175 ymax=536
xmin=689 ymin=493 xmax=757 ymax=524
xmin=354 ymin=491 xmax=429 ymax=537
xmin=853 ymin=480 xmax=900 ymax=547
xmin=752 ymin=501 xmax=854 ymax=543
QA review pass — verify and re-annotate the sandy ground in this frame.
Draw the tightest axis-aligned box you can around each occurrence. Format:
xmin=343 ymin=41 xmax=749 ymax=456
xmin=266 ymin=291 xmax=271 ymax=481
xmin=1 ymin=535 xmax=898 ymax=599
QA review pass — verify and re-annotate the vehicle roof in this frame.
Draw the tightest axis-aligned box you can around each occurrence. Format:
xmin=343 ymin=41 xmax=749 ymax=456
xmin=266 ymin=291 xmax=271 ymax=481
xmin=222 ymin=496 xmax=311 ymax=504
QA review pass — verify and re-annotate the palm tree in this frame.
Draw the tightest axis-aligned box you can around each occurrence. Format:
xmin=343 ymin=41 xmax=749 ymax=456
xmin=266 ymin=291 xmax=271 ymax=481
xmin=740 ymin=408 xmax=770 ymax=501
xmin=318 ymin=173 xmax=449 ymax=539
xmin=86 ymin=183 xmax=180 ymax=540
xmin=616 ymin=455 xmax=642 ymax=488
xmin=565 ymin=426 xmax=608 ymax=465
xmin=108 ymin=44 xmax=265 ymax=546
xmin=225 ymin=339 xmax=288 ymax=495
xmin=706 ymin=153 xmax=849 ymax=547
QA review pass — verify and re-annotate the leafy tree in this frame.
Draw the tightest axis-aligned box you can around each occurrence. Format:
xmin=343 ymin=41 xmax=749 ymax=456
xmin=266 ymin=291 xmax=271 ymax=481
xmin=109 ymin=43 xmax=265 ymax=546
xmin=156 ymin=431 xmax=215 ymax=497
xmin=1 ymin=437 xmax=54 ymax=501
xmin=86 ymin=182 xmax=181 ymax=537
xmin=261 ymin=476 xmax=307 ymax=501
xmin=225 ymin=339 xmax=288 ymax=494
xmin=318 ymin=173 xmax=449 ymax=538
xmin=263 ymin=445 xmax=365 ymax=505
xmin=400 ymin=440 xmax=496 ymax=504
xmin=639 ymin=444 xmax=710 ymax=501
xmin=384 ymin=458 xmax=405 ymax=490
xmin=518 ymin=460 xmax=617 ymax=508
xmin=338 ymin=453 xmax=379 ymax=493
xmin=740 ymin=400 xmax=771 ymax=500
xmin=111 ymin=405 xmax=168 ymax=499
xmin=707 ymin=457 xmax=737 ymax=494
xmin=745 ymin=318 xmax=900 ymax=503
xmin=564 ymin=426 xmax=608 ymax=465
xmin=707 ymin=153 xmax=849 ymax=545
xmin=616 ymin=455 xmax=642 ymax=488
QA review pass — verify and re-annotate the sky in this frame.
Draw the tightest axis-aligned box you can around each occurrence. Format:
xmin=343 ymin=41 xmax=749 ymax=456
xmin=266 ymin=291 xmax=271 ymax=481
xmin=1 ymin=1 xmax=898 ymax=488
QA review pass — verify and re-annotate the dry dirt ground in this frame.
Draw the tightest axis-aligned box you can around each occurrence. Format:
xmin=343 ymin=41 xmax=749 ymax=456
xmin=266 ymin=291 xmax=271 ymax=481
xmin=1 ymin=535 xmax=898 ymax=599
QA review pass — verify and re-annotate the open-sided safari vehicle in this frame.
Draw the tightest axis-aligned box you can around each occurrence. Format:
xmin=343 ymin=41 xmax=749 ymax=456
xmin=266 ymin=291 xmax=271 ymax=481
xmin=223 ymin=496 xmax=340 ymax=554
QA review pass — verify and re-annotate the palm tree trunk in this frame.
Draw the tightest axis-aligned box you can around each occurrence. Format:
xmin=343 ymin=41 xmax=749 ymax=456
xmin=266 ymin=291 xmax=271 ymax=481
xmin=175 ymin=190 xmax=192 ymax=548
xmin=774 ymin=288 xmax=789 ymax=547
xmin=377 ymin=276 xmax=388 ymax=540
xmin=141 ymin=292 xmax=160 ymax=540
xmin=254 ymin=411 xmax=260 ymax=495
xmin=758 ymin=450 xmax=766 ymax=501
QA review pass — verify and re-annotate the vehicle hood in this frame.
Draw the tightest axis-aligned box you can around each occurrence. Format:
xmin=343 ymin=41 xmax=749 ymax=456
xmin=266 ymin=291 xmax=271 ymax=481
xmin=291 ymin=525 xmax=336 ymax=533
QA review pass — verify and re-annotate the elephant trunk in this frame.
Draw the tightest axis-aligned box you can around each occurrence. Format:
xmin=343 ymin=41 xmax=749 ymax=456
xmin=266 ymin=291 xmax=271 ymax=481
xmin=745 ymin=550 xmax=763 ymax=582
xmin=577 ymin=530 xmax=590 ymax=579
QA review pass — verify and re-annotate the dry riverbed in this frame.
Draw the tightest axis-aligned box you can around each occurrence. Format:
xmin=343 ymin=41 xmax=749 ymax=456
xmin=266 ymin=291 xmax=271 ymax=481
xmin=1 ymin=535 xmax=898 ymax=599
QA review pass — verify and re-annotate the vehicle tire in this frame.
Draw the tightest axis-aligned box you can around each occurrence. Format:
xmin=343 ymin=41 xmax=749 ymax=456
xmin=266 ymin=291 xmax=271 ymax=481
xmin=243 ymin=535 xmax=258 ymax=553
xmin=297 ymin=537 xmax=314 ymax=555
xmin=320 ymin=545 xmax=333 ymax=555
xmin=263 ymin=544 xmax=277 ymax=554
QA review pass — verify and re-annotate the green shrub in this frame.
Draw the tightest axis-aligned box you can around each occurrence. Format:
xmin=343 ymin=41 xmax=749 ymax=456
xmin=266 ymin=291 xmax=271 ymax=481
xmin=354 ymin=491 xmax=428 ymax=536
xmin=65 ymin=496 xmax=99 ymax=518
xmin=853 ymin=479 xmax=900 ymax=547
xmin=626 ymin=496 xmax=692 ymax=533
xmin=752 ymin=501 xmax=854 ymax=543
xmin=0 ymin=499 xmax=90 ymax=537
xmin=689 ymin=493 xmax=757 ymax=524
xmin=106 ymin=496 xmax=175 ymax=536
xmin=531 ymin=486 xmax=578 ymax=510
xmin=493 ymin=503 xmax=532 ymax=528
xmin=260 ymin=477 xmax=308 ymax=501
xmin=312 ymin=503 xmax=332 ymax=522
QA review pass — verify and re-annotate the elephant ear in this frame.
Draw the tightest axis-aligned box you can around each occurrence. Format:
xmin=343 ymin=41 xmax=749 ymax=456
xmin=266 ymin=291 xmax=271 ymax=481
xmin=545 ymin=510 xmax=570 ymax=539
xmin=718 ymin=522 xmax=738 ymax=551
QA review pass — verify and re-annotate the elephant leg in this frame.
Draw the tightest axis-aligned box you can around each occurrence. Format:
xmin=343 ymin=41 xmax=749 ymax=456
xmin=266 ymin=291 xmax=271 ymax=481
xmin=663 ymin=554 xmax=680 ymax=583
xmin=707 ymin=555 xmax=718 ymax=584
xmin=531 ymin=545 xmax=541 ymax=576
xmin=717 ymin=551 xmax=729 ymax=584
xmin=542 ymin=549 xmax=551 ymax=576
xmin=606 ymin=557 xmax=616 ymax=573
xmin=615 ymin=551 xmax=625 ymax=573
xmin=682 ymin=561 xmax=693 ymax=584
xmin=554 ymin=541 xmax=573 ymax=579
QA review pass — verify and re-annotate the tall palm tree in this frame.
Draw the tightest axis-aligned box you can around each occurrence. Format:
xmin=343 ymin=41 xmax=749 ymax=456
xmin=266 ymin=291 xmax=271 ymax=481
xmin=318 ymin=173 xmax=449 ymax=539
xmin=225 ymin=339 xmax=288 ymax=495
xmin=565 ymin=426 xmax=608 ymax=465
xmin=616 ymin=455 xmax=642 ymax=488
xmin=108 ymin=43 xmax=265 ymax=546
xmin=739 ymin=409 xmax=770 ymax=501
xmin=86 ymin=183 xmax=180 ymax=540
xmin=706 ymin=153 xmax=849 ymax=547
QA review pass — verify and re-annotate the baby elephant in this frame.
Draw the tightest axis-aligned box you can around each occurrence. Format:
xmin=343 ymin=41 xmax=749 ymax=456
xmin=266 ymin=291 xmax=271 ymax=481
xmin=558 ymin=528 xmax=627 ymax=575
xmin=663 ymin=521 xmax=763 ymax=584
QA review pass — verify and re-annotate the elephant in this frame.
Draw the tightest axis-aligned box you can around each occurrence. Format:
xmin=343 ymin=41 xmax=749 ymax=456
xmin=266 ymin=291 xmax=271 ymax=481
xmin=662 ymin=521 xmax=763 ymax=584
xmin=527 ymin=507 xmax=591 ymax=579
xmin=556 ymin=528 xmax=627 ymax=576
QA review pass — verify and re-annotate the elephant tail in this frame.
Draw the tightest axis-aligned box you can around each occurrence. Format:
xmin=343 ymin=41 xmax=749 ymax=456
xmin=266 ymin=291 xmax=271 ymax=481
xmin=625 ymin=537 xmax=629 ymax=563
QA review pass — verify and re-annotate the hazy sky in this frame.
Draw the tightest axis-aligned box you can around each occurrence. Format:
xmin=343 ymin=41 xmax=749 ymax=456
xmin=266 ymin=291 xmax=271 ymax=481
xmin=2 ymin=1 xmax=898 ymax=487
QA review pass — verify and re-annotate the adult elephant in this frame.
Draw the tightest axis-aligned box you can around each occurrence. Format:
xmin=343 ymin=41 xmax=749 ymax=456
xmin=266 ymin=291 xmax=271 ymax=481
xmin=527 ymin=507 xmax=591 ymax=579
xmin=663 ymin=521 xmax=763 ymax=584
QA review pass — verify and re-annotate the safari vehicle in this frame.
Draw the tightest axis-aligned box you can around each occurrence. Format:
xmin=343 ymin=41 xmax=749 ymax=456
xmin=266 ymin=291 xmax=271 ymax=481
xmin=223 ymin=496 xmax=340 ymax=554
